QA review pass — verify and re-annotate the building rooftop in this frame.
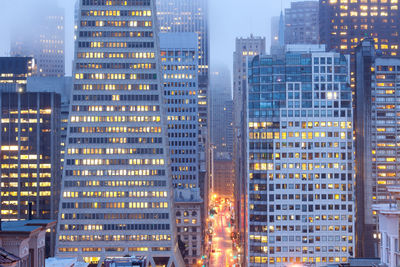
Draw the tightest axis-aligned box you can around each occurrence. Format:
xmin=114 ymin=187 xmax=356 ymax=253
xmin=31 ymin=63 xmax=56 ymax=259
xmin=46 ymin=258 xmax=88 ymax=267
xmin=0 ymin=220 xmax=56 ymax=234
xmin=285 ymin=44 xmax=326 ymax=53
xmin=0 ymin=248 xmax=20 ymax=265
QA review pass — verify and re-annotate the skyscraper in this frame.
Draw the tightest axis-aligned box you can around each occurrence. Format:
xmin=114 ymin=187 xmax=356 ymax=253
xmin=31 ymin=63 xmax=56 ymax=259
xmin=354 ymin=39 xmax=400 ymax=258
xmin=55 ymin=1 xmax=183 ymax=265
xmin=270 ymin=14 xmax=285 ymax=55
xmin=319 ymin=0 xmax=400 ymax=87
xmin=156 ymin=0 xmax=210 ymax=241
xmin=246 ymin=46 xmax=355 ymax=266
xmin=160 ymin=32 xmax=199 ymax=190
xmin=320 ymin=0 xmax=400 ymax=57
xmin=0 ymin=92 xmax=61 ymax=222
xmin=156 ymin=0 xmax=209 ymax=160
xmin=0 ymin=57 xmax=36 ymax=92
xmin=285 ymin=1 xmax=319 ymax=45
xmin=210 ymin=67 xmax=233 ymax=157
xmin=232 ymin=35 xmax=266 ymax=263
xmin=159 ymin=32 xmax=203 ymax=266
xmin=26 ymin=76 xmax=73 ymax=183
xmin=10 ymin=0 xmax=65 ymax=77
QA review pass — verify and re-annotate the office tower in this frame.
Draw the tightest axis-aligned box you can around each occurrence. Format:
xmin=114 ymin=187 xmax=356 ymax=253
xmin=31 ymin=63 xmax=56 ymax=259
xmin=26 ymin=76 xmax=73 ymax=174
xmin=285 ymin=1 xmax=319 ymax=45
xmin=232 ymin=35 xmax=266 ymax=263
xmin=0 ymin=57 xmax=36 ymax=92
xmin=10 ymin=0 xmax=65 ymax=77
xmin=246 ymin=45 xmax=355 ymax=266
xmin=55 ymin=1 xmax=183 ymax=266
xmin=355 ymin=39 xmax=400 ymax=257
xmin=156 ymin=0 xmax=209 ymax=122
xmin=221 ymin=99 xmax=234 ymax=156
xmin=270 ymin=14 xmax=285 ymax=55
xmin=156 ymin=0 xmax=210 ymax=208
xmin=159 ymin=32 xmax=203 ymax=266
xmin=354 ymin=39 xmax=377 ymax=258
xmin=210 ymin=67 xmax=234 ymax=157
xmin=319 ymin=0 xmax=400 ymax=88
xmin=160 ymin=33 xmax=199 ymax=190
xmin=213 ymin=159 xmax=235 ymax=200
xmin=320 ymin=0 xmax=400 ymax=57
xmin=0 ymin=92 xmax=61 ymax=222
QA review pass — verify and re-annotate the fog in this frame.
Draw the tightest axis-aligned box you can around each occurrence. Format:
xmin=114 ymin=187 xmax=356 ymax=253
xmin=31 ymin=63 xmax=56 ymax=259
xmin=0 ymin=0 xmax=299 ymax=76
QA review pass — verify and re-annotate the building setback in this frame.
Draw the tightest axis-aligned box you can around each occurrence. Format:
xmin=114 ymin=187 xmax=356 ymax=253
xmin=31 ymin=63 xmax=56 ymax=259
xmin=159 ymin=32 xmax=203 ymax=267
xmin=55 ymin=0 xmax=183 ymax=265
xmin=285 ymin=1 xmax=319 ymax=45
xmin=246 ymin=46 xmax=355 ymax=266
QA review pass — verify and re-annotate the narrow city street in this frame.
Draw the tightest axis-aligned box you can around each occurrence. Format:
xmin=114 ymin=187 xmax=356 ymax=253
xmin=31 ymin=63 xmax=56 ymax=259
xmin=210 ymin=204 xmax=235 ymax=267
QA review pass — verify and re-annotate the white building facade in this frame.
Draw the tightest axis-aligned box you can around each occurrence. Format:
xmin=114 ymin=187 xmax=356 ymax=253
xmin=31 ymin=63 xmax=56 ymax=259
xmin=246 ymin=46 xmax=355 ymax=266
xmin=55 ymin=0 xmax=183 ymax=266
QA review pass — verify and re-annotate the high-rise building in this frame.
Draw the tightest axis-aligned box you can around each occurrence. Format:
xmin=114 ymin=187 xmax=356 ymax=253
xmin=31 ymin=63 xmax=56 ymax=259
xmin=156 ymin=0 xmax=209 ymax=107
xmin=0 ymin=92 xmax=61 ymax=223
xmin=210 ymin=67 xmax=233 ymax=157
xmin=233 ymin=36 xmax=266 ymax=141
xmin=319 ymin=0 xmax=400 ymax=87
xmin=320 ymin=0 xmax=400 ymax=57
xmin=232 ymin=35 xmax=266 ymax=263
xmin=26 ymin=76 xmax=73 ymax=179
xmin=213 ymin=159 xmax=235 ymax=200
xmin=160 ymin=32 xmax=199 ymax=190
xmin=10 ymin=0 xmax=65 ymax=77
xmin=159 ymin=32 xmax=203 ymax=266
xmin=245 ymin=45 xmax=355 ymax=266
xmin=285 ymin=1 xmax=319 ymax=45
xmin=0 ymin=57 xmax=36 ymax=92
xmin=354 ymin=39 xmax=400 ymax=257
xmin=55 ymin=1 xmax=183 ymax=265
xmin=156 ymin=0 xmax=210 ymax=207
xmin=354 ymin=39 xmax=378 ymax=258
xmin=270 ymin=14 xmax=285 ymax=55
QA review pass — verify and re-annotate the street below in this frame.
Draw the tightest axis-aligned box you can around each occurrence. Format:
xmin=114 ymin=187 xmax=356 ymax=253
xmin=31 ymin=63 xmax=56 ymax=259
xmin=209 ymin=204 xmax=235 ymax=266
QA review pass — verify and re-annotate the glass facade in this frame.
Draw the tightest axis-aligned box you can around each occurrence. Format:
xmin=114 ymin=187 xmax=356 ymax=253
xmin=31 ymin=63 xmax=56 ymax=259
xmin=246 ymin=49 xmax=355 ymax=266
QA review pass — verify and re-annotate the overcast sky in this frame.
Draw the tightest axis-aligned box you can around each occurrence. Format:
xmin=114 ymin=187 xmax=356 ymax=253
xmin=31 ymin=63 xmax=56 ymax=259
xmin=0 ymin=0 xmax=298 ymax=76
